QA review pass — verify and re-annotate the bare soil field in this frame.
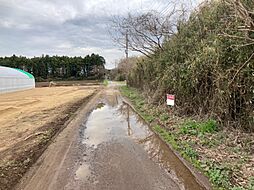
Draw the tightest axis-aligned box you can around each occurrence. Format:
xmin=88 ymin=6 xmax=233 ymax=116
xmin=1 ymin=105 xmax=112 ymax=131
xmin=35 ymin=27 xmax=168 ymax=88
xmin=35 ymin=80 xmax=101 ymax=87
xmin=0 ymin=85 xmax=99 ymax=189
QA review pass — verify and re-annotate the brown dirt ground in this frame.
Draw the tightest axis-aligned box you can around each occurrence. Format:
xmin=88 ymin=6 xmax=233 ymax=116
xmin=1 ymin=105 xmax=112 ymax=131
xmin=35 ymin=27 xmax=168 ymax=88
xmin=35 ymin=80 xmax=101 ymax=87
xmin=0 ymin=85 xmax=99 ymax=189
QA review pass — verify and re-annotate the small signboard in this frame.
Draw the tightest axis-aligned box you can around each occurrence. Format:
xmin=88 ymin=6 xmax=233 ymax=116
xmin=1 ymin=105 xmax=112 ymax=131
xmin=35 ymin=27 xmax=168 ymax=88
xmin=167 ymin=94 xmax=175 ymax=106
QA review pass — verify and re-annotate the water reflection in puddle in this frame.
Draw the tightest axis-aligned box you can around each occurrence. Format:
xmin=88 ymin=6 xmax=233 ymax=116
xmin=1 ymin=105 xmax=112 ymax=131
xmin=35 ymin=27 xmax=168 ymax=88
xmin=79 ymin=97 xmax=206 ymax=190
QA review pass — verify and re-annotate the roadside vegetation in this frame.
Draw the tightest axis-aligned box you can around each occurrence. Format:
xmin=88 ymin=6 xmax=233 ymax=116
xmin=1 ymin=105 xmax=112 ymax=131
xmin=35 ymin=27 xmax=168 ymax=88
xmin=103 ymin=79 xmax=109 ymax=86
xmin=126 ymin=0 xmax=253 ymax=131
xmin=120 ymin=86 xmax=254 ymax=189
xmin=115 ymin=1 xmax=253 ymax=188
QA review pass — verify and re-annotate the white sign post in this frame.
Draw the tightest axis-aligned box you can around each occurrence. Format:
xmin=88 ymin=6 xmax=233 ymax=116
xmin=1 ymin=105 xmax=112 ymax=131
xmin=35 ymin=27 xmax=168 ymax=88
xmin=167 ymin=94 xmax=175 ymax=106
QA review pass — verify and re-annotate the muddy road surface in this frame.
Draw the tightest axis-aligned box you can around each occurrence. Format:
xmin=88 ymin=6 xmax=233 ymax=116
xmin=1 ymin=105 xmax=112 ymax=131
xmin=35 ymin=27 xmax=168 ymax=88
xmin=16 ymin=83 xmax=210 ymax=190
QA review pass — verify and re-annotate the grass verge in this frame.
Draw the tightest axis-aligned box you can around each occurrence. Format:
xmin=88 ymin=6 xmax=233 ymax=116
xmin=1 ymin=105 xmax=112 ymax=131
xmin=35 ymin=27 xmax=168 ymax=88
xmin=103 ymin=79 xmax=109 ymax=86
xmin=120 ymin=85 xmax=254 ymax=190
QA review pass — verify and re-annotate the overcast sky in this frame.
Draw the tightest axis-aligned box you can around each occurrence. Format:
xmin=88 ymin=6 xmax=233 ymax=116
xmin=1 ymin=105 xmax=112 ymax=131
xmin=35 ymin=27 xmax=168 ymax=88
xmin=0 ymin=0 xmax=203 ymax=69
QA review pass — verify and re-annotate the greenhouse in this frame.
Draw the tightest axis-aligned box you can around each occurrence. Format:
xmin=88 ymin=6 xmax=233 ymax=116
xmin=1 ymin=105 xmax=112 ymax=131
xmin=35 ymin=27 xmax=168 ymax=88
xmin=0 ymin=66 xmax=35 ymax=94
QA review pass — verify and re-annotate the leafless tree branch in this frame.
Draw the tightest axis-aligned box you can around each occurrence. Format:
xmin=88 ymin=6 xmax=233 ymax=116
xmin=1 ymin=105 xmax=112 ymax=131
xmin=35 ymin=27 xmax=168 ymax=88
xmin=109 ymin=4 xmax=186 ymax=57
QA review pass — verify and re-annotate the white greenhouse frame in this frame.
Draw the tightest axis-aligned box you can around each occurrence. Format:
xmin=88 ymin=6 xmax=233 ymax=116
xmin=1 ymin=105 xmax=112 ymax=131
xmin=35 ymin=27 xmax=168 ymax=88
xmin=0 ymin=66 xmax=35 ymax=94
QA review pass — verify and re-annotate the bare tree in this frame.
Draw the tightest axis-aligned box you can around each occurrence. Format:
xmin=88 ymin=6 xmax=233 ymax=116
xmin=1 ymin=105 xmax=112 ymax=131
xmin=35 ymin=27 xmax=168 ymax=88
xmin=109 ymin=4 xmax=187 ymax=57
xmin=117 ymin=56 xmax=139 ymax=74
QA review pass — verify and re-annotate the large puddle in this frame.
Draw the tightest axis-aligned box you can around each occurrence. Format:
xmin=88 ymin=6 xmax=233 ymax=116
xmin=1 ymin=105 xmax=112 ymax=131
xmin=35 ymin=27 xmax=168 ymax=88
xmin=79 ymin=94 xmax=207 ymax=190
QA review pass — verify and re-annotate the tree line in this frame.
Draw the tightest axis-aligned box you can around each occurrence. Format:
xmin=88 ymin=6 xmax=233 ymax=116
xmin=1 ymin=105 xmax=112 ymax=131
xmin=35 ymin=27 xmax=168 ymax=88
xmin=0 ymin=53 xmax=106 ymax=81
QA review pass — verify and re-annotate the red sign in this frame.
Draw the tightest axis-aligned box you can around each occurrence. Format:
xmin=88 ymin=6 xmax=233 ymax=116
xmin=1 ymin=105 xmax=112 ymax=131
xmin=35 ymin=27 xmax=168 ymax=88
xmin=167 ymin=95 xmax=175 ymax=100
xmin=167 ymin=94 xmax=175 ymax=106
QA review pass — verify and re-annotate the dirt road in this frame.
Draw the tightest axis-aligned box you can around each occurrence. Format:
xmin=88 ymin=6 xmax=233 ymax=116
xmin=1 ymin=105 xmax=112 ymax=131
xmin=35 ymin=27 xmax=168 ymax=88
xmin=16 ymin=83 xmax=210 ymax=190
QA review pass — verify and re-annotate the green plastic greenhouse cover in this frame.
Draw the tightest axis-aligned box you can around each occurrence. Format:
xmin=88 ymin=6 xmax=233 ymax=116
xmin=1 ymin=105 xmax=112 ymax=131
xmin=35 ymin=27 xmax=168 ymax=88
xmin=14 ymin=68 xmax=34 ymax=79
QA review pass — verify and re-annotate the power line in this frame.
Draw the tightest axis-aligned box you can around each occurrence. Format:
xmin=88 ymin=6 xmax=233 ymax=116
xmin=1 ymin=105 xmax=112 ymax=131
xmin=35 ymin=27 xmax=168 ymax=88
xmin=147 ymin=1 xmax=157 ymax=11
xmin=146 ymin=1 xmax=164 ymax=12
xmin=160 ymin=1 xmax=173 ymax=16
xmin=156 ymin=3 xmax=166 ymax=12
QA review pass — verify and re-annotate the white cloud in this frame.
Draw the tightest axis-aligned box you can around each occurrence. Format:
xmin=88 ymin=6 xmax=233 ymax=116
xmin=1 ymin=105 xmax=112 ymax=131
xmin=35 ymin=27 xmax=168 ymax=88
xmin=0 ymin=0 xmax=204 ymax=69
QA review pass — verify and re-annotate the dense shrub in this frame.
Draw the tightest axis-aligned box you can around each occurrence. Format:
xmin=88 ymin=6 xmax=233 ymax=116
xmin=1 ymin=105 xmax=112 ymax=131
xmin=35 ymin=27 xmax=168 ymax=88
xmin=128 ymin=0 xmax=254 ymax=131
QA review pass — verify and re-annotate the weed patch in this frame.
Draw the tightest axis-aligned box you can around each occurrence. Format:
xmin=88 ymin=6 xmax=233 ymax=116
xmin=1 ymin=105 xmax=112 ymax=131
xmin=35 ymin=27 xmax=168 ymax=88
xmin=120 ymin=85 xmax=254 ymax=190
xmin=103 ymin=79 xmax=109 ymax=86
xmin=179 ymin=119 xmax=217 ymax=136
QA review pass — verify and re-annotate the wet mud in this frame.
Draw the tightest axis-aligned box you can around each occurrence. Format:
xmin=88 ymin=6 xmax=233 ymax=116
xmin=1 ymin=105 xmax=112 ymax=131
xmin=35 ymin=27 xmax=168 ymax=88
xmin=16 ymin=85 xmax=210 ymax=190
xmin=72 ymin=89 xmax=207 ymax=190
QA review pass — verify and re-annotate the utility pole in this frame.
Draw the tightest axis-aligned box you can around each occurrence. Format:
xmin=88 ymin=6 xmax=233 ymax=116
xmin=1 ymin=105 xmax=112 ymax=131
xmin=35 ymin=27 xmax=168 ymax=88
xmin=125 ymin=32 xmax=129 ymax=60
xmin=125 ymin=31 xmax=129 ymax=86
